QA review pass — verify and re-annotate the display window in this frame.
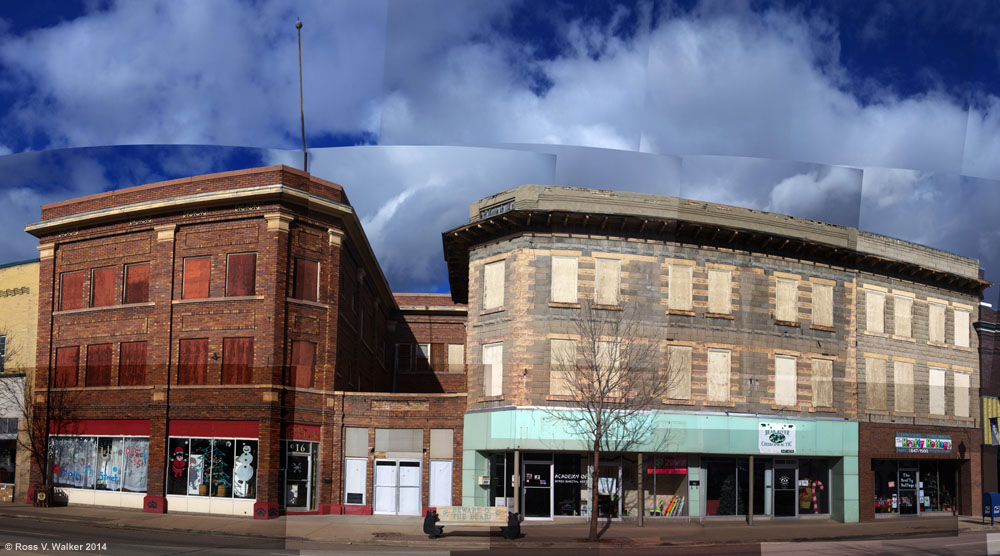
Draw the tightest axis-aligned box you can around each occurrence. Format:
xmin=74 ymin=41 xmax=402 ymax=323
xmin=644 ymin=455 xmax=689 ymax=517
xmin=49 ymin=435 xmax=148 ymax=492
xmin=873 ymin=459 xmax=956 ymax=515
xmin=166 ymin=437 xmax=257 ymax=499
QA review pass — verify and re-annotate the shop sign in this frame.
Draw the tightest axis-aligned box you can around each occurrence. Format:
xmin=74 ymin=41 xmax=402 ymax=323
xmin=646 ymin=455 xmax=687 ymax=475
xmin=554 ymin=473 xmax=586 ymax=484
xmin=895 ymin=433 xmax=951 ymax=454
xmin=759 ymin=423 xmax=795 ymax=454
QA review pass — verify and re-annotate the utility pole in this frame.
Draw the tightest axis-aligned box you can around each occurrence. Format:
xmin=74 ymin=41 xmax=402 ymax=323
xmin=296 ymin=18 xmax=308 ymax=173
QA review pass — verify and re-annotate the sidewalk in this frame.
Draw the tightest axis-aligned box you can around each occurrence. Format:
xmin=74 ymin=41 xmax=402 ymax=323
xmin=0 ymin=502 xmax=991 ymax=550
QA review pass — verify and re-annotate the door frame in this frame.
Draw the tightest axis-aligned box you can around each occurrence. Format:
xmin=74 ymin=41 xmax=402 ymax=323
xmin=282 ymin=440 xmax=317 ymax=512
xmin=522 ymin=455 xmax=554 ymax=520
xmin=595 ymin=461 xmax=623 ymax=519
xmin=373 ymin=458 xmax=423 ymax=516
xmin=898 ymin=467 xmax=920 ymax=516
xmin=772 ymin=462 xmax=798 ymax=518
xmin=428 ymin=459 xmax=453 ymax=508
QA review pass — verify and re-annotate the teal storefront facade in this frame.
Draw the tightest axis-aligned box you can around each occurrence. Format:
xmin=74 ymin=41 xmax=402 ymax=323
xmin=462 ymin=408 xmax=859 ymax=522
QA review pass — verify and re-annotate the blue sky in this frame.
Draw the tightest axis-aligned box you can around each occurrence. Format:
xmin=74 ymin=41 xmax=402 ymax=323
xmin=0 ymin=0 xmax=998 ymax=302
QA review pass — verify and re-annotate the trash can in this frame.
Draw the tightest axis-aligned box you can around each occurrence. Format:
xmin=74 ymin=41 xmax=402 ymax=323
xmin=983 ymin=492 xmax=1000 ymax=525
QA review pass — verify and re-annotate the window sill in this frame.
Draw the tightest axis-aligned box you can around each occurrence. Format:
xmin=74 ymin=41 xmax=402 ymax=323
xmin=173 ymin=384 xmax=257 ymax=389
xmin=808 ymin=406 xmax=838 ymax=413
xmin=667 ymin=309 xmax=695 ymax=316
xmin=481 ymin=307 xmax=506 ymax=316
xmin=863 ymin=330 xmax=889 ymax=338
xmin=809 ymin=324 xmax=836 ymax=332
xmin=49 ymin=385 xmax=154 ymax=392
xmin=477 ymin=395 xmax=504 ymax=403
xmin=701 ymin=401 xmax=736 ymax=408
xmin=769 ymin=404 xmax=804 ymax=411
xmin=705 ymin=312 xmax=734 ymax=320
xmin=53 ymin=302 xmax=155 ymax=316
xmin=774 ymin=320 xmax=800 ymax=328
xmin=891 ymin=335 xmax=916 ymax=342
xmin=173 ymin=295 xmax=264 ymax=305
xmin=545 ymin=395 xmax=575 ymax=401
xmin=661 ymin=398 xmax=696 ymax=406
xmin=548 ymin=302 xmax=581 ymax=309
xmin=592 ymin=304 xmax=623 ymax=311
xmin=864 ymin=409 xmax=890 ymax=415
xmin=286 ymin=297 xmax=328 ymax=309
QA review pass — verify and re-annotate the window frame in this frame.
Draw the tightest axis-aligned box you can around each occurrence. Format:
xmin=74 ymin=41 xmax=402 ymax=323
xmin=594 ymin=257 xmax=621 ymax=306
xmin=865 ymin=289 xmax=886 ymax=334
xmin=90 ymin=266 xmax=117 ymax=308
xmin=482 ymin=342 xmax=503 ymax=397
xmin=221 ymin=337 xmax=254 ymax=385
xmin=483 ymin=260 xmax=505 ymax=310
xmin=774 ymin=355 xmax=797 ymax=407
xmin=182 ymin=257 xmax=212 ymax=300
xmin=550 ymin=255 xmax=579 ymax=303
xmin=707 ymin=268 xmax=731 ymax=315
xmin=123 ymin=262 xmax=151 ymax=304
xmin=293 ymin=257 xmax=320 ymax=302
xmin=668 ymin=264 xmax=694 ymax=311
xmin=775 ymin=278 xmax=798 ymax=322
xmin=177 ymin=338 xmax=209 ymax=385
xmin=225 ymin=252 xmax=257 ymax=297
xmin=85 ymin=343 xmax=113 ymax=387
xmin=59 ymin=270 xmax=85 ymax=311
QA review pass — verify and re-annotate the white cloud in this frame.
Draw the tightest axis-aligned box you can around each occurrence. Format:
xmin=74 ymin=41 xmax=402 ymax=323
xmin=962 ymin=95 xmax=1000 ymax=179
xmin=0 ymin=0 xmax=388 ymax=150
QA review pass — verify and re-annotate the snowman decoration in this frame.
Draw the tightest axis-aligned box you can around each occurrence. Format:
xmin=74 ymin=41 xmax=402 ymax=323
xmin=233 ymin=445 xmax=255 ymax=498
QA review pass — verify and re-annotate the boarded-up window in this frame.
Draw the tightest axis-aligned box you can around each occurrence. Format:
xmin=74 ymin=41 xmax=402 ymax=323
xmin=290 ymin=340 xmax=316 ymax=388
xmin=182 ymin=257 xmax=211 ymax=299
xmin=707 ymin=269 xmax=730 ymax=314
xmin=416 ymin=343 xmax=430 ymax=372
xmin=954 ymin=372 xmax=970 ymax=417
xmin=707 ymin=349 xmax=730 ymax=402
xmin=91 ymin=267 xmax=116 ymax=308
xmin=774 ymin=355 xmax=796 ymax=406
xmin=550 ymin=339 xmax=576 ymax=396
xmin=55 ymin=346 xmax=79 ymax=387
xmin=293 ymin=258 xmax=319 ymax=302
xmin=893 ymin=361 xmax=914 ymax=413
xmin=483 ymin=260 xmax=505 ymax=310
xmin=85 ymin=343 xmax=112 ymax=387
xmin=893 ymin=296 xmax=912 ymax=338
xmin=226 ymin=253 xmax=257 ymax=297
xmin=124 ymin=263 xmax=150 ymax=304
xmin=177 ymin=338 xmax=208 ymax=385
xmin=344 ymin=427 xmax=368 ymax=458
xmin=954 ymin=309 xmax=970 ymax=348
xmin=865 ymin=290 xmax=885 ymax=333
xmin=928 ymin=303 xmax=945 ymax=343
xmin=395 ymin=344 xmax=412 ymax=372
xmin=669 ymin=264 xmax=693 ymax=311
xmin=929 ymin=367 xmax=945 ymax=415
xmin=865 ymin=357 xmax=886 ymax=410
xmin=447 ymin=344 xmax=464 ymax=372
xmin=482 ymin=343 xmax=503 ymax=397
xmin=551 ymin=256 xmax=578 ymax=303
xmin=812 ymin=283 xmax=833 ymax=327
xmin=375 ymin=429 xmax=422 ymax=454
xmin=119 ymin=341 xmax=147 ymax=386
xmin=60 ymin=271 xmax=84 ymax=311
xmin=666 ymin=346 xmax=692 ymax=400
xmin=812 ymin=359 xmax=833 ymax=407
xmin=430 ymin=429 xmax=453 ymax=459
xmin=594 ymin=258 xmax=620 ymax=306
xmin=221 ymin=337 xmax=254 ymax=384
xmin=776 ymin=279 xmax=797 ymax=322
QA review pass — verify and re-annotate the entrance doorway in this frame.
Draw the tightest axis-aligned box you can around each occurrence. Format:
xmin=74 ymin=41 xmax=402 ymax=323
xmin=773 ymin=464 xmax=797 ymax=518
xmin=429 ymin=460 xmax=453 ymax=507
xmin=596 ymin=462 xmax=622 ymax=518
xmin=373 ymin=459 xmax=422 ymax=515
xmin=523 ymin=455 xmax=553 ymax=519
xmin=898 ymin=468 xmax=919 ymax=515
xmin=280 ymin=440 xmax=318 ymax=511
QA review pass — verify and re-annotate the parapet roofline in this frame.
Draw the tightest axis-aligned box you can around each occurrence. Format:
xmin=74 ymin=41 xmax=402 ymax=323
xmin=443 ymin=188 xmax=991 ymax=303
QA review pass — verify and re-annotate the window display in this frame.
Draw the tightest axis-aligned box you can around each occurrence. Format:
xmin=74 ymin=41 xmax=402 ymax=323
xmin=645 ymin=455 xmax=688 ymax=517
xmin=874 ymin=459 xmax=955 ymax=515
xmin=49 ymin=435 xmax=147 ymax=492
xmin=166 ymin=437 xmax=257 ymax=499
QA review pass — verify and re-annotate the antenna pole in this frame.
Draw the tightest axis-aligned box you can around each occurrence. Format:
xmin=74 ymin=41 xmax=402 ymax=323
xmin=296 ymin=19 xmax=307 ymax=172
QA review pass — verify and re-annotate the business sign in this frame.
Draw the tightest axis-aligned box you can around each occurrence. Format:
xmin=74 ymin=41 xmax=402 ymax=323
xmin=646 ymin=456 xmax=688 ymax=475
xmin=895 ymin=433 xmax=951 ymax=454
xmin=759 ymin=423 xmax=795 ymax=454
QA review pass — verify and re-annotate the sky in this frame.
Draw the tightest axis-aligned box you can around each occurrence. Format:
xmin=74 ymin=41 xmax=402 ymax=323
xmin=0 ymin=0 xmax=998 ymax=303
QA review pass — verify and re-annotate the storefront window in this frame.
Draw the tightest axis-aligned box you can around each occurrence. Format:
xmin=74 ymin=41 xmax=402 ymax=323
xmin=705 ymin=458 xmax=742 ymax=515
xmin=874 ymin=459 xmax=956 ymax=515
xmin=645 ymin=455 xmax=688 ymax=517
xmin=554 ymin=454 xmax=584 ymax=516
xmin=166 ymin=437 xmax=256 ymax=499
xmin=874 ymin=460 xmax=896 ymax=514
xmin=797 ymin=459 xmax=830 ymax=515
xmin=0 ymin=439 xmax=15 ymax=484
xmin=489 ymin=453 xmax=515 ymax=510
xmin=49 ymin=435 xmax=146 ymax=492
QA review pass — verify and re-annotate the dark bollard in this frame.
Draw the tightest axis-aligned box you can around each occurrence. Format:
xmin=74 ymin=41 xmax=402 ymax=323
xmin=501 ymin=511 xmax=521 ymax=540
xmin=423 ymin=510 xmax=444 ymax=539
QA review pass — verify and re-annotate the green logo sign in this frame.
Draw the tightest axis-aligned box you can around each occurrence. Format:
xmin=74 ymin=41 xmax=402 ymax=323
xmin=769 ymin=433 xmax=786 ymax=444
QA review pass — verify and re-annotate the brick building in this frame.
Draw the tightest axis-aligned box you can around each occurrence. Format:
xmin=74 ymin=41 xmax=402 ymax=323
xmin=977 ymin=303 xmax=1000 ymax=493
xmin=443 ymin=185 xmax=988 ymax=523
xmin=24 ymin=166 xmax=465 ymax=518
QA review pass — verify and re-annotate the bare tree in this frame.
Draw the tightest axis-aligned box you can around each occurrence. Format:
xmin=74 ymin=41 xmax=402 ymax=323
xmin=544 ymin=300 xmax=677 ymax=541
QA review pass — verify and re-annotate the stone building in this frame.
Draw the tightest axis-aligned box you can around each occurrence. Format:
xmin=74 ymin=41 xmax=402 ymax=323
xmin=977 ymin=303 xmax=1000 ymax=494
xmin=443 ymin=185 xmax=988 ymax=523
xmin=24 ymin=166 xmax=465 ymax=517
xmin=0 ymin=259 xmax=40 ymax=503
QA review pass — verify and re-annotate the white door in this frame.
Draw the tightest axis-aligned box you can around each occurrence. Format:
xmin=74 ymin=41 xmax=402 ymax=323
xmin=344 ymin=458 xmax=366 ymax=506
xmin=398 ymin=461 xmax=422 ymax=515
xmin=429 ymin=460 xmax=453 ymax=507
xmin=373 ymin=460 xmax=398 ymax=514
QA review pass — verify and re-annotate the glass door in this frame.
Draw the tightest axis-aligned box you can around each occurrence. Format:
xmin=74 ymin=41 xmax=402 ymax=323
xmin=523 ymin=460 xmax=552 ymax=518
xmin=373 ymin=460 xmax=398 ymax=514
xmin=597 ymin=463 xmax=622 ymax=518
xmin=898 ymin=468 xmax=919 ymax=515
xmin=773 ymin=464 xmax=797 ymax=517
xmin=285 ymin=452 xmax=311 ymax=509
